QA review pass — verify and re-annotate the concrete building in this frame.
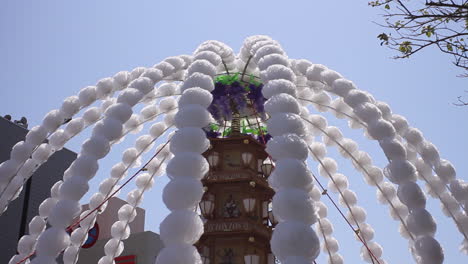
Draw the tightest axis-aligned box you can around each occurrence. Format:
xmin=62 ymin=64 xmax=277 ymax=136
xmin=0 ymin=116 xmax=77 ymax=263
xmin=76 ymin=197 xmax=164 ymax=264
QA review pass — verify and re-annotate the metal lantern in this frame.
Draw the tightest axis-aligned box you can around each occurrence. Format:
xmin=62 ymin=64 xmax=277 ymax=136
xmin=244 ymin=254 xmax=260 ymax=264
xmin=199 ymin=200 xmax=214 ymax=218
xmin=257 ymin=158 xmax=263 ymax=173
xmin=241 ymin=152 xmax=253 ymax=167
xmin=207 ymin=151 xmax=220 ymax=168
xmin=261 ymin=159 xmax=274 ymax=178
xmin=243 ymin=198 xmax=256 ymax=213
xmin=268 ymin=210 xmax=278 ymax=225
xmin=262 ymin=201 xmax=269 ymax=225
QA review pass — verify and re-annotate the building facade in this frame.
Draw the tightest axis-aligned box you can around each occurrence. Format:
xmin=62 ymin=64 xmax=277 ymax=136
xmin=198 ymin=134 xmax=276 ymax=264
xmin=76 ymin=197 xmax=164 ymax=264
xmin=0 ymin=117 xmax=77 ymax=263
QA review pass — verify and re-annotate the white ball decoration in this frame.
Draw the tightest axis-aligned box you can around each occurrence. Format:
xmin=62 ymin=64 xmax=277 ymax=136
xmin=268 ymin=113 xmax=306 ymax=137
xmin=64 ymin=118 xmax=85 ymax=136
xmin=434 ymin=159 xmax=456 ymax=183
xmin=272 ymin=188 xmax=317 ymax=225
xmin=140 ymin=105 xmax=159 ymax=120
xmin=81 ymin=135 xmax=110 ymax=159
xmin=135 ymin=173 xmax=155 ymax=190
xmin=155 ymin=244 xmax=202 ymax=264
xmin=135 ymin=135 xmax=154 ymax=153
xmin=118 ymin=204 xmax=137 ymax=222
xmin=122 ymin=148 xmax=139 ymax=166
xmin=25 ymin=125 xmax=49 ymax=145
xmin=178 ymin=88 xmax=213 ymax=108
xmin=82 ymin=107 xmax=102 ymax=125
xmin=330 ymin=79 xmax=356 ymax=97
xmin=181 ymin=72 xmax=215 ymax=92
xmin=160 ymin=210 xmax=204 ymax=246
xmin=269 ymin=158 xmax=313 ymax=189
xmin=104 ymin=238 xmax=124 ymax=256
xmin=31 ymin=143 xmax=53 ymax=164
xmin=17 ymin=235 xmax=36 ymax=255
xmin=163 ymin=178 xmax=204 ymax=210
xmin=271 ymin=221 xmax=320 ymax=262
xmin=63 ymin=245 xmax=80 ymax=264
xmin=187 ymin=59 xmax=217 ymax=77
xmin=149 ymin=122 xmax=167 ymax=139
xmin=126 ymin=189 xmax=143 ymax=206
xmin=110 ymin=162 xmax=127 ymax=179
xmin=47 ymin=199 xmax=81 ymax=228
xmin=35 ymin=227 xmax=70 ymax=256
xmin=96 ymin=78 xmax=115 ymax=99
xmin=169 ymin=128 xmax=209 ymax=154
xmin=58 ymin=176 xmax=89 ymax=201
xmin=99 ymin=177 xmax=119 ymax=195
xmin=320 ymin=69 xmax=342 ymax=86
xmin=384 ymin=159 xmax=417 ymax=184
xmin=68 ymin=155 xmax=99 ymax=180
xmin=60 ymin=96 xmax=81 ymax=118
xmin=42 ymin=110 xmax=64 ymax=133
xmin=367 ymin=119 xmax=396 ymax=140
xmin=174 ymin=104 xmax=212 ymax=129
xmin=264 ymin=93 xmax=301 ymax=115
xmin=262 ymin=79 xmax=296 ymax=99
xmin=258 ymin=53 xmax=290 ymax=71
xmin=78 ymin=86 xmax=97 ymax=106
xmin=111 ymin=220 xmax=131 ymax=240
xmin=92 ymin=118 xmax=124 ymax=141
xmin=406 ymin=208 xmax=437 ymax=237
xmin=413 ymin=236 xmax=444 ymax=264
xmin=166 ymin=152 xmax=208 ymax=179
xmin=397 ymin=181 xmax=426 ymax=210
xmin=38 ymin=198 xmax=58 ymax=218
xmin=29 ymin=216 xmax=46 ymax=235
xmin=266 ymin=134 xmax=309 ymax=161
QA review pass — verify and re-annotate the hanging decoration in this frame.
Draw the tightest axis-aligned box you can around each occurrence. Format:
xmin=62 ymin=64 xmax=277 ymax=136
xmin=0 ymin=35 xmax=465 ymax=264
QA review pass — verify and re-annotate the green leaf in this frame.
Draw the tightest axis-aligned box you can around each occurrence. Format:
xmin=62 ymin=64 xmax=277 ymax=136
xmin=447 ymin=43 xmax=453 ymax=52
xmin=210 ymin=123 xmax=220 ymax=131
xmin=222 ymin=127 xmax=232 ymax=137
xmin=399 ymin=41 xmax=412 ymax=54
xmin=377 ymin=33 xmax=389 ymax=45
xmin=384 ymin=4 xmax=390 ymax=9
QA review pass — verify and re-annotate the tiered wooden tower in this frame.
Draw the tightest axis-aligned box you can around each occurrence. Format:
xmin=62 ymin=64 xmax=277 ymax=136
xmin=197 ymin=127 xmax=277 ymax=264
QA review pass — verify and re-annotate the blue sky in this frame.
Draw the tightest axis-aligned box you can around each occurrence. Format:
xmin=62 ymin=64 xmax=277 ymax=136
xmin=1 ymin=0 xmax=467 ymax=263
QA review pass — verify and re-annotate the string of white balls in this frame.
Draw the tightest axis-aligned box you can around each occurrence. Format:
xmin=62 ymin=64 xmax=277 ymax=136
xmin=27 ymin=56 xmax=187 ymax=263
xmin=292 ymin=59 xmax=468 ymax=253
xmin=0 ymin=72 xmax=130 ymax=210
xmin=311 ymin=185 xmax=344 ymax=264
xmin=242 ymin=35 xmax=322 ymax=263
xmin=155 ymin=40 xmax=235 ymax=264
xmin=6 ymin=71 xmax=152 ymax=264
xmin=297 ymin=95 xmax=415 ymax=240
xmin=297 ymin=88 xmax=468 ymax=248
xmin=0 ymin=55 xmax=190 ymax=212
xmin=64 ymin=84 xmax=183 ymax=263
xmin=8 ymin=61 xmax=187 ymax=264
xmin=310 ymin=144 xmax=385 ymax=264
xmin=98 ymin=145 xmax=170 ymax=264
xmin=65 ymin=120 xmax=175 ymax=264
xmin=293 ymin=61 xmax=445 ymax=264
xmin=4 ymin=94 xmax=178 ymax=224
